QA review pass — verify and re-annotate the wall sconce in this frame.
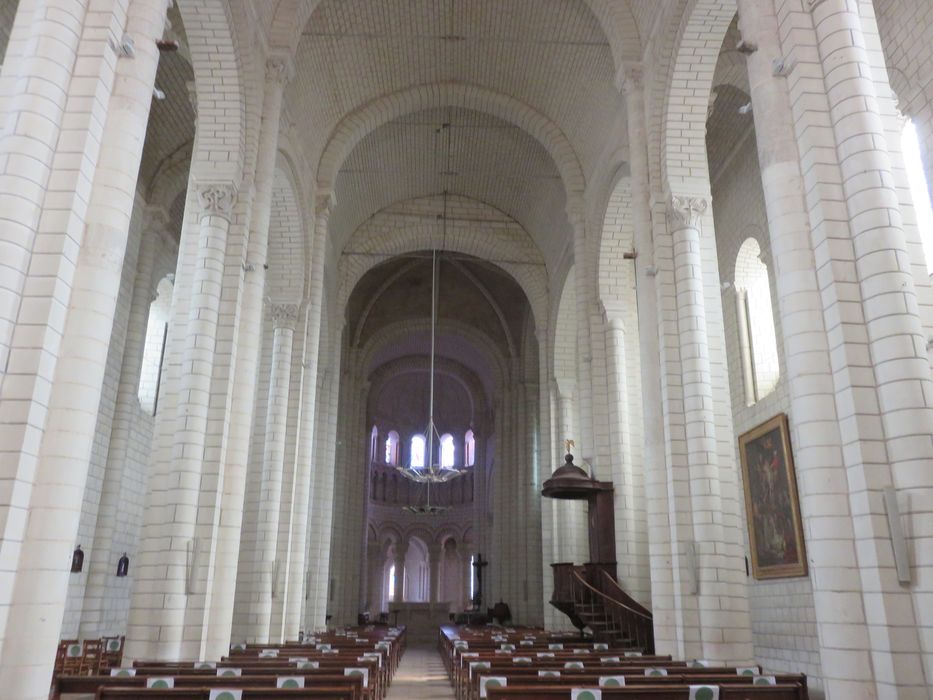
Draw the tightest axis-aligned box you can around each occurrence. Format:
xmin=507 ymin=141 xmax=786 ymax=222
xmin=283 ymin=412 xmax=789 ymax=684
xmin=71 ymin=545 xmax=84 ymax=573
xmin=116 ymin=553 xmax=130 ymax=577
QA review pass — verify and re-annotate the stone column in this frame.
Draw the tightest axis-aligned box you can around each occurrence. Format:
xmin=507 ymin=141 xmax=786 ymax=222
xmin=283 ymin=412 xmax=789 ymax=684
xmin=201 ymin=55 xmax=291 ymax=659
xmin=367 ymin=541 xmax=385 ymax=614
xmin=393 ymin=543 xmax=408 ymax=603
xmin=429 ymin=543 xmax=444 ymax=605
xmin=603 ymin=315 xmax=637 ymax=589
xmin=666 ymin=195 xmax=751 ymax=662
xmin=0 ymin=2 xmax=169 ymax=693
xmin=619 ymin=61 xmax=676 ymax=656
xmin=0 ymin=0 xmax=90 ymax=371
xmin=738 ymin=0 xmax=930 ymax=693
xmin=126 ymin=181 xmax=238 ymax=661
xmin=568 ymin=210 xmax=597 ymax=473
xmin=247 ymin=303 xmax=298 ymax=642
xmin=80 ymin=210 xmax=170 ymax=638
xmin=463 ymin=552 xmax=473 ymax=609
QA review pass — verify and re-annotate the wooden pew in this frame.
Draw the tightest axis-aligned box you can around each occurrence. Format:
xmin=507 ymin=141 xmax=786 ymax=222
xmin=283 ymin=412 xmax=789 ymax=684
xmin=469 ymin=672 xmax=807 ymax=700
xmin=96 ymin=687 xmax=358 ymax=699
xmin=486 ymin=686 xmax=806 ymax=700
xmin=52 ymin=672 xmax=363 ymax=700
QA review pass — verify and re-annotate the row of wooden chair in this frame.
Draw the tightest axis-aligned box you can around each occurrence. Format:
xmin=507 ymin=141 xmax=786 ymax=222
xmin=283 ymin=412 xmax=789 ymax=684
xmin=53 ymin=635 xmax=124 ymax=677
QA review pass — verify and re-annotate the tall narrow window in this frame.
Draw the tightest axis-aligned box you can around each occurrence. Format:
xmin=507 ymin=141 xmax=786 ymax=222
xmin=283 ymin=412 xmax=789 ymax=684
xmin=387 ymin=564 xmax=396 ymax=600
xmin=370 ymin=426 xmax=379 ymax=463
xmin=903 ymin=120 xmax=933 ymax=273
xmin=464 ymin=430 xmax=475 ymax=467
xmin=735 ymin=238 xmax=780 ymax=405
xmin=385 ymin=431 xmax=399 ymax=465
xmin=440 ymin=433 xmax=455 ymax=467
xmin=138 ymin=275 xmax=173 ymax=414
xmin=410 ymin=434 xmax=426 ymax=468
xmin=469 ymin=554 xmax=476 ymax=602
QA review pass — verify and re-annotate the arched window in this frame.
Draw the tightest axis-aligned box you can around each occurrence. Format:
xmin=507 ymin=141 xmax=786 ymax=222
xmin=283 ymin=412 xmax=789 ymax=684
xmin=902 ymin=120 xmax=933 ymax=273
xmin=138 ymin=275 xmax=173 ymax=415
xmin=370 ymin=426 xmax=379 ymax=462
xmin=387 ymin=564 xmax=396 ymax=600
xmin=410 ymin=434 xmax=426 ymax=468
xmin=440 ymin=433 xmax=455 ymax=468
xmin=385 ymin=431 xmax=399 ymax=465
xmin=464 ymin=430 xmax=475 ymax=467
xmin=734 ymin=238 xmax=780 ymax=405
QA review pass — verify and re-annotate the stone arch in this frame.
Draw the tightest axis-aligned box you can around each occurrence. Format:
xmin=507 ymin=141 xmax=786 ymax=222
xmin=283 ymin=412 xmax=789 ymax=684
xmin=582 ymin=0 xmax=643 ymax=69
xmin=317 ymin=83 xmax=586 ymax=209
xmin=175 ymin=0 xmax=246 ymax=184
xmin=358 ymin=319 xmax=509 ymax=395
xmin=661 ymin=0 xmax=737 ymax=193
xmin=338 ymin=197 xmax=548 ymax=330
xmin=267 ymin=157 xmax=307 ymax=304
xmin=597 ymin=170 xmax=637 ymax=315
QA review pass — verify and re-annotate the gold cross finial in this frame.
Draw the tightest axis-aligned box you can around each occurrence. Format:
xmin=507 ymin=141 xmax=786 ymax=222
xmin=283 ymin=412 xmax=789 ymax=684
xmin=564 ymin=439 xmax=575 ymax=453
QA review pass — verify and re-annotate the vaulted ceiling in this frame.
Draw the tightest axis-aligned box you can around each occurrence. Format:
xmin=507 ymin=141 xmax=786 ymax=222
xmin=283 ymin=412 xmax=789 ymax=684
xmin=284 ymin=0 xmax=624 ymax=270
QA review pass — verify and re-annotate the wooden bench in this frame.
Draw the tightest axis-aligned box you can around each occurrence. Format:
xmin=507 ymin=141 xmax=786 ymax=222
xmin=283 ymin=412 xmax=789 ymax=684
xmin=52 ymin=672 xmax=363 ymax=700
xmin=486 ymin=684 xmax=807 ymax=700
xmin=96 ymin=687 xmax=358 ymax=699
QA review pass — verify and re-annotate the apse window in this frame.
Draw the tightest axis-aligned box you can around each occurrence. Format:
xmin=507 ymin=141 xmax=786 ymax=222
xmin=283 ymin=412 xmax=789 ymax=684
xmin=138 ymin=275 xmax=173 ymax=415
xmin=734 ymin=238 xmax=780 ymax=405
xmin=387 ymin=564 xmax=396 ymax=600
xmin=902 ymin=120 xmax=933 ymax=274
xmin=410 ymin=434 xmax=426 ymax=468
xmin=440 ymin=433 xmax=455 ymax=468
xmin=385 ymin=431 xmax=399 ymax=465
xmin=464 ymin=430 xmax=475 ymax=467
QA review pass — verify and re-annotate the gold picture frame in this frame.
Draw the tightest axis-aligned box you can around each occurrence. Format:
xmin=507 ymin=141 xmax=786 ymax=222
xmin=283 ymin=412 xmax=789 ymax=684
xmin=738 ymin=414 xmax=807 ymax=579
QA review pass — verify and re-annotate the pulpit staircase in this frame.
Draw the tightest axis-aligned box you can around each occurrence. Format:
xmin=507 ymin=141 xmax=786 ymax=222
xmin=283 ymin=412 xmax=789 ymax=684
xmin=550 ymin=563 xmax=654 ymax=653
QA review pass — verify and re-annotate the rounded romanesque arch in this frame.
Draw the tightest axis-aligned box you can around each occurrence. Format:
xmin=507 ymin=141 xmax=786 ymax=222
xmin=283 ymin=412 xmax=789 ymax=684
xmin=316 ymin=84 xmax=586 ymax=209
xmin=338 ymin=197 xmax=548 ymax=330
xmin=660 ymin=0 xmax=737 ymax=194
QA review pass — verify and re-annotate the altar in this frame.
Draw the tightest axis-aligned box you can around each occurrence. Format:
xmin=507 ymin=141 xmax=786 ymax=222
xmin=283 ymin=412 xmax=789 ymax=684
xmin=388 ymin=602 xmax=452 ymax=643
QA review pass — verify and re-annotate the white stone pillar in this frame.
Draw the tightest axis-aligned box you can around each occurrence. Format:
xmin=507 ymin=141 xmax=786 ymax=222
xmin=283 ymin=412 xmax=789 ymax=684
xmin=0 ymin=0 xmax=90 ymax=373
xmin=126 ymin=182 xmax=237 ymax=660
xmin=603 ymin=315 xmax=637 ymax=589
xmin=0 ymin=1 xmax=168 ymax=692
xmin=247 ymin=303 xmax=298 ymax=642
xmin=665 ymin=195 xmax=752 ymax=663
xmin=201 ymin=56 xmax=290 ymax=659
xmin=619 ymin=62 xmax=675 ymax=655
xmin=740 ymin=0 xmax=930 ymax=694
xmin=568 ymin=211 xmax=597 ymax=473
xmin=80 ymin=211 xmax=170 ymax=638
xmin=429 ymin=543 xmax=443 ymax=605
xmin=393 ymin=543 xmax=407 ymax=603
xmin=367 ymin=541 xmax=384 ymax=613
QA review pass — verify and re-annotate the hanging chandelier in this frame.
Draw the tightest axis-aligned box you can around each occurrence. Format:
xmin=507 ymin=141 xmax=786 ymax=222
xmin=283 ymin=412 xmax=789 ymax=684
xmin=395 ymin=123 xmax=468 ymax=491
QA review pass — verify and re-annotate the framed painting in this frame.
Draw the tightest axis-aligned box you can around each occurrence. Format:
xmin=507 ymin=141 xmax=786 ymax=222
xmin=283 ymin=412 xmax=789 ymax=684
xmin=738 ymin=414 xmax=807 ymax=579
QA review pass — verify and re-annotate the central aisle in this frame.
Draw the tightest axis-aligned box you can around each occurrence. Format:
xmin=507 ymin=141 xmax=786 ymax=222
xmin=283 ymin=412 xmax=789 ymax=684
xmin=387 ymin=645 xmax=455 ymax=699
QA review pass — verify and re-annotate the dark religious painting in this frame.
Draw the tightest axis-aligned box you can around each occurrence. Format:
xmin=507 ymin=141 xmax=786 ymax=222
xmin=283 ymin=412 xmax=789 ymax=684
xmin=739 ymin=414 xmax=807 ymax=579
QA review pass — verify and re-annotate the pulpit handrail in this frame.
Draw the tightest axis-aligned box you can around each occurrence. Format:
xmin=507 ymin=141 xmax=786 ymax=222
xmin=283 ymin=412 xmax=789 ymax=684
xmin=599 ymin=569 xmax=653 ymax=618
xmin=570 ymin=569 xmax=652 ymax=622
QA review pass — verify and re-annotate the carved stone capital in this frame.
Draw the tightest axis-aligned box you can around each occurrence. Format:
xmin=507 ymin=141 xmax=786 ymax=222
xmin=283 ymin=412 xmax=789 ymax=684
xmin=667 ymin=195 xmax=709 ymax=230
xmin=269 ymin=303 xmax=300 ymax=330
xmin=618 ymin=62 xmax=644 ymax=95
xmin=315 ymin=192 xmax=336 ymax=220
xmin=195 ymin=182 xmax=238 ymax=219
xmin=265 ymin=55 xmax=293 ymax=86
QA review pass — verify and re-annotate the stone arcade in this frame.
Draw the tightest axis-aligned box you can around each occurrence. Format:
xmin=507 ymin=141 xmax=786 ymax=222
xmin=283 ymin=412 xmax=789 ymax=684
xmin=1 ymin=0 xmax=932 ymax=698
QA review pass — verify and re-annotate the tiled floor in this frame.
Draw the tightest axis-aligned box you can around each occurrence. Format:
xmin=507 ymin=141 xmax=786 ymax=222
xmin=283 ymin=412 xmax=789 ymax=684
xmin=387 ymin=645 xmax=456 ymax=699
